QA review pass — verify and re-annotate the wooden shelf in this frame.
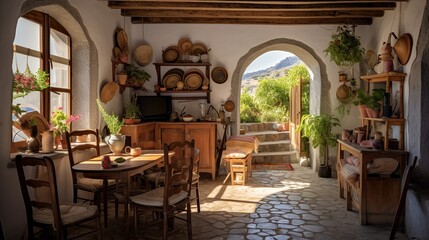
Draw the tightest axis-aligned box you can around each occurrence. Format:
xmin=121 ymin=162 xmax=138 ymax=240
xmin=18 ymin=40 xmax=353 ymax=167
xmin=154 ymin=62 xmax=212 ymax=103
xmin=360 ymin=72 xmax=406 ymax=150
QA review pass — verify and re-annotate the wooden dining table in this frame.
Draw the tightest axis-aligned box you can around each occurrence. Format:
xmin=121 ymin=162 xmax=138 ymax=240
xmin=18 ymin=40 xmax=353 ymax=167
xmin=72 ymin=150 xmax=170 ymax=238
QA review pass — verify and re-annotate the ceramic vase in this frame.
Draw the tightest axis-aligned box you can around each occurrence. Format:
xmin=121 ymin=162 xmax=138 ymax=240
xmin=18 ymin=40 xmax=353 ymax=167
xmin=41 ymin=130 xmax=54 ymax=153
xmin=105 ymin=134 xmax=126 ymax=155
xmin=27 ymin=125 xmax=40 ymax=153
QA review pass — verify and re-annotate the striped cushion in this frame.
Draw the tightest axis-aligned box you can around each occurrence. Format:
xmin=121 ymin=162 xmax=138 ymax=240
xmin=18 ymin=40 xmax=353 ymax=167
xmin=33 ymin=204 xmax=98 ymax=225
xmin=130 ymin=187 xmax=187 ymax=207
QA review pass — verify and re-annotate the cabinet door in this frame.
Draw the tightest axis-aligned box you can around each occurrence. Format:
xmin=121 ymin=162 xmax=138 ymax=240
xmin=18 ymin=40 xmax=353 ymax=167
xmin=186 ymin=124 xmax=216 ymax=179
xmin=156 ymin=124 xmax=185 ymax=147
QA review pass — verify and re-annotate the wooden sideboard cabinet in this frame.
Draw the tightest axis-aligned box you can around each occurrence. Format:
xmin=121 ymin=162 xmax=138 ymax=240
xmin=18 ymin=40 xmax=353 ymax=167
xmin=156 ymin=122 xmax=217 ymax=180
xmin=337 ymin=140 xmax=408 ymax=225
xmin=121 ymin=122 xmax=217 ymax=180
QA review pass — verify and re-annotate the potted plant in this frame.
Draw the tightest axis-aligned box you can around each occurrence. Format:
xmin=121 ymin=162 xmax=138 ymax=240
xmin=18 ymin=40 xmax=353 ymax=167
xmin=96 ymin=99 xmax=125 ymax=155
xmin=324 ymin=25 xmax=365 ymax=79
xmin=365 ymin=88 xmax=385 ymax=118
xmin=298 ymin=114 xmax=340 ymax=178
xmin=124 ymin=97 xmax=141 ymax=125
xmin=117 ymin=70 xmax=127 ymax=85
xmin=50 ymin=107 xmax=80 ymax=149
xmin=352 ymin=89 xmax=371 ymax=117
xmin=124 ymin=64 xmax=151 ymax=88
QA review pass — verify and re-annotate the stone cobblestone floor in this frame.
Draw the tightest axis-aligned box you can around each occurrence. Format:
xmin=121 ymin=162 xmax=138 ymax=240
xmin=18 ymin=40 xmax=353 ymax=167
xmin=77 ymin=164 xmax=408 ymax=239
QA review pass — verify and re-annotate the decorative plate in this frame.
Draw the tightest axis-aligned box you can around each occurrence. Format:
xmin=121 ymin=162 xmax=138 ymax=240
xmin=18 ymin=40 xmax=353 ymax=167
xmin=178 ymin=38 xmax=193 ymax=54
xmin=163 ymin=73 xmax=181 ymax=89
xmin=190 ymin=43 xmax=208 ymax=56
xmin=184 ymin=73 xmax=203 ymax=90
xmin=162 ymin=46 xmax=181 ymax=63
xmin=224 ymin=100 xmax=235 ymax=112
xmin=211 ymin=67 xmax=228 ymax=84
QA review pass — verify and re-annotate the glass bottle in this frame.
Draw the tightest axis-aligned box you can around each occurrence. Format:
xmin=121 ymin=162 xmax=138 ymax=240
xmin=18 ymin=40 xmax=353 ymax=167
xmin=199 ymin=103 xmax=206 ymax=121
xmin=219 ymin=104 xmax=225 ymax=122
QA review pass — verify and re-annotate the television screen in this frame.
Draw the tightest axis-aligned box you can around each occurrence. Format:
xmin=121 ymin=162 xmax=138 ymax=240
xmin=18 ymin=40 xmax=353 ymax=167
xmin=136 ymin=96 xmax=172 ymax=121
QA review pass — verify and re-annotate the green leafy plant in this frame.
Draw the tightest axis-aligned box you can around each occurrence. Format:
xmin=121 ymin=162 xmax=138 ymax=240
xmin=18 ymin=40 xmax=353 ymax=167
xmin=124 ymin=98 xmax=141 ymax=119
xmin=324 ymin=25 xmax=365 ymax=67
xmin=352 ymin=89 xmax=371 ymax=106
xmin=124 ymin=64 xmax=151 ymax=87
xmin=96 ymin=99 xmax=124 ymax=135
xmin=298 ymin=114 xmax=340 ymax=166
xmin=366 ymin=88 xmax=385 ymax=111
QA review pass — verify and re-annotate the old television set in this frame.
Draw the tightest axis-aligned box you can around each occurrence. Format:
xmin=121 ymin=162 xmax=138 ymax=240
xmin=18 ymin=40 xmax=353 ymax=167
xmin=136 ymin=96 xmax=172 ymax=121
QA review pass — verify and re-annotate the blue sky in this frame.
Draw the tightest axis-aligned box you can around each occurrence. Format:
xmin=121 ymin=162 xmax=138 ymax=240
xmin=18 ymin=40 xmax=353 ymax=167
xmin=245 ymin=51 xmax=294 ymax=74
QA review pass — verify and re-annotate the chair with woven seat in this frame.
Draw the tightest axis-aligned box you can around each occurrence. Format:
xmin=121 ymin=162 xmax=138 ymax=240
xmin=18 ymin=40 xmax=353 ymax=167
xmin=130 ymin=139 xmax=195 ymax=240
xmin=65 ymin=129 xmax=116 ymax=227
xmin=15 ymin=155 xmax=101 ymax=240
xmin=191 ymin=148 xmax=201 ymax=212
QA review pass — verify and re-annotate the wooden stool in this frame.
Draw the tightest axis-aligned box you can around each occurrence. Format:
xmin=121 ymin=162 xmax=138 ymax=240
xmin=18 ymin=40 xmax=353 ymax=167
xmin=222 ymin=148 xmax=252 ymax=185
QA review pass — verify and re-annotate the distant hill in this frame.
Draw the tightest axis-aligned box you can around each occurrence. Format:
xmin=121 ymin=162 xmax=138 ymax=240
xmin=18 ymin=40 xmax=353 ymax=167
xmin=241 ymin=55 xmax=301 ymax=95
xmin=243 ymin=56 xmax=300 ymax=80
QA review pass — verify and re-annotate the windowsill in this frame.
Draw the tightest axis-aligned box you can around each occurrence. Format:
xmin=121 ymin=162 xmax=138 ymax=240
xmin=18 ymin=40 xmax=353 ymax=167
xmin=8 ymin=143 xmax=110 ymax=168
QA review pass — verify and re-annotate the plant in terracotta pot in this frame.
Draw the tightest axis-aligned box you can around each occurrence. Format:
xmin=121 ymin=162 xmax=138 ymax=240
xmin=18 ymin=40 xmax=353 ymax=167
xmin=124 ymin=97 xmax=141 ymax=125
xmin=117 ymin=70 xmax=128 ymax=85
xmin=50 ymin=107 xmax=80 ymax=149
xmin=298 ymin=114 xmax=340 ymax=178
xmin=352 ymin=89 xmax=371 ymax=118
xmin=365 ymin=88 xmax=385 ymax=118
xmin=96 ymin=99 xmax=125 ymax=155
xmin=124 ymin=64 xmax=151 ymax=88
xmin=324 ymin=25 xmax=365 ymax=80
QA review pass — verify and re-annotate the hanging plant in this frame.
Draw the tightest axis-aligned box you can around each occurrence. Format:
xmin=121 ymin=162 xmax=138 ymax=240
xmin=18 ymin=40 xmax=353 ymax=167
xmin=324 ymin=25 xmax=365 ymax=67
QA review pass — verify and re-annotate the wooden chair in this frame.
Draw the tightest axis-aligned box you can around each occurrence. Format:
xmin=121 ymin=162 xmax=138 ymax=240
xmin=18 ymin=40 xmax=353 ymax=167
xmin=65 ymin=129 xmax=116 ymax=227
xmin=15 ymin=155 xmax=101 ymax=240
xmin=191 ymin=148 xmax=201 ymax=212
xmin=130 ymin=140 xmax=195 ymax=240
xmin=390 ymin=156 xmax=418 ymax=240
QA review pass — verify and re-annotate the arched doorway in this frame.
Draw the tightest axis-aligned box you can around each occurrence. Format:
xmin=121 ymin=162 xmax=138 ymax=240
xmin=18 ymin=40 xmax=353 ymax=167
xmin=228 ymin=38 xmax=331 ymax=169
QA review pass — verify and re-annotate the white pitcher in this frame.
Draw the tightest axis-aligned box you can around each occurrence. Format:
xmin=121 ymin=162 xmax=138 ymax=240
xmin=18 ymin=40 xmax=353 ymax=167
xmin=105 ymin=134 xmax=126 ymax=155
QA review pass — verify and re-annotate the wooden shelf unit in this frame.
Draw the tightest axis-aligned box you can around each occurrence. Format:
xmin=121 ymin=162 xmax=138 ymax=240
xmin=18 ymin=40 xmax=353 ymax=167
xmin=337 ymin=140 xmax=409 ymax=225
xmin=360 ymin=72 xmax=406 ymax=150
xmin=153 ymin=62 xmax=212 ymax=103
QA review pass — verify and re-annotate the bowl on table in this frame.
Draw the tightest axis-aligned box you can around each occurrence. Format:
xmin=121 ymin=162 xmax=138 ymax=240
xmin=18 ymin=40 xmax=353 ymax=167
xmin=182 ymin=116 xmax=193 ymax=122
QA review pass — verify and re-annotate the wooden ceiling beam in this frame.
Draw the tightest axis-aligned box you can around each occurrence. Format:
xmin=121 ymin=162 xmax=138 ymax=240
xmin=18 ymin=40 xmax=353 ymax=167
xmin=109 ymin=1 xmax=396 ymax=11
xmin=123 ymin=9 xmax=384 ymax=18
xmin=131 ymin=16 xmax=373 ymax=24
xmin=108 ymin=0 xmax=406 ymax=4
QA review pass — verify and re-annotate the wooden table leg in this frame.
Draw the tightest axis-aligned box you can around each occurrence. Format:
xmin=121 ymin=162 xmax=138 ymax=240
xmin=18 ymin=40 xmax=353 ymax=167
xmin=103 ymin=179 xmax=108 ymax=228
xmin=124 ymin=177 xmax=130 ymax=238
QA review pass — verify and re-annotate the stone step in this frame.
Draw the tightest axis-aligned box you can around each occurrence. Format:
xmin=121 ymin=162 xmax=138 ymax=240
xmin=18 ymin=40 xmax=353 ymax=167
xmin=245 ymin=131 xmax=289 ymax=142
xmin=258 ymin=140 xmax=291 ymax=152
xmin=252 ymin=151 xmax=298 ymax=164
xmin=241 ymin=122 xmax=277 ymax=132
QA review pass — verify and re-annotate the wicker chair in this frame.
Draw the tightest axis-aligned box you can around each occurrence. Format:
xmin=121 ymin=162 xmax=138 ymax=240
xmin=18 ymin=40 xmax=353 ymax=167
xmin=15 ymin=155 xmax=101 ymax=240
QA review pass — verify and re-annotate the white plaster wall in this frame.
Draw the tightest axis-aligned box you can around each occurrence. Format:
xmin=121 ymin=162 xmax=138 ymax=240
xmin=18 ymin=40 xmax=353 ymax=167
xmin=0 ymin=0 xmax=123 ymax=239
xmin=0 ymin=0 xmax=426 ymax=239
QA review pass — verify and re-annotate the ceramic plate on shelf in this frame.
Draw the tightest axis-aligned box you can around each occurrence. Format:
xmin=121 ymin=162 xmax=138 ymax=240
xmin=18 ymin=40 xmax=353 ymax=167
xmin=178 ymin=38 xmax=193 ymax=54
xmin=211 ymin=67 xmax=228 ymax=84
xmin=163 ymin=73 xmax=181 ymax=89
xmin=162 ymin=46 xmax=181 ymax=63
xmin=190 ymin=43 xmax=208 ymax=56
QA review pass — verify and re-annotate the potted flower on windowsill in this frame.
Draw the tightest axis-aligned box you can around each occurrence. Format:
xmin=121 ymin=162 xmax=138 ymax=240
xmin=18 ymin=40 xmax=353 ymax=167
xmin=50 ymin=107 xmax=80 ymax=149
xmin=96 ymin=99 xmax=125 ymax=155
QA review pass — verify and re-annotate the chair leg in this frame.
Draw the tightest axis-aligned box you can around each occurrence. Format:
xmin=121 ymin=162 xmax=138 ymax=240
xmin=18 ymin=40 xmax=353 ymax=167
xmin=163 ymin=212 xmax=168 ymax=240
xmin=134 ymin=205 xmax=139 ymax=238
xmin=103 ymin=180 xmax=108 ymax=228
xmin=195 ymin=183 xmax=201 ymax=213
xmin=115 ymin=198 xmax=119 ymax=219
xmin=73 ymin=187 xmax=78 ymax=203
xmin=187 ymin=202 xmax=192 ymax=240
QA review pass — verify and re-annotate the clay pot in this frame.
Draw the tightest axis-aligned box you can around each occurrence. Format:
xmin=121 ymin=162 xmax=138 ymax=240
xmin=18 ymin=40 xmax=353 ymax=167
xmin=358 ymin=105 xmax=369 ymax=118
